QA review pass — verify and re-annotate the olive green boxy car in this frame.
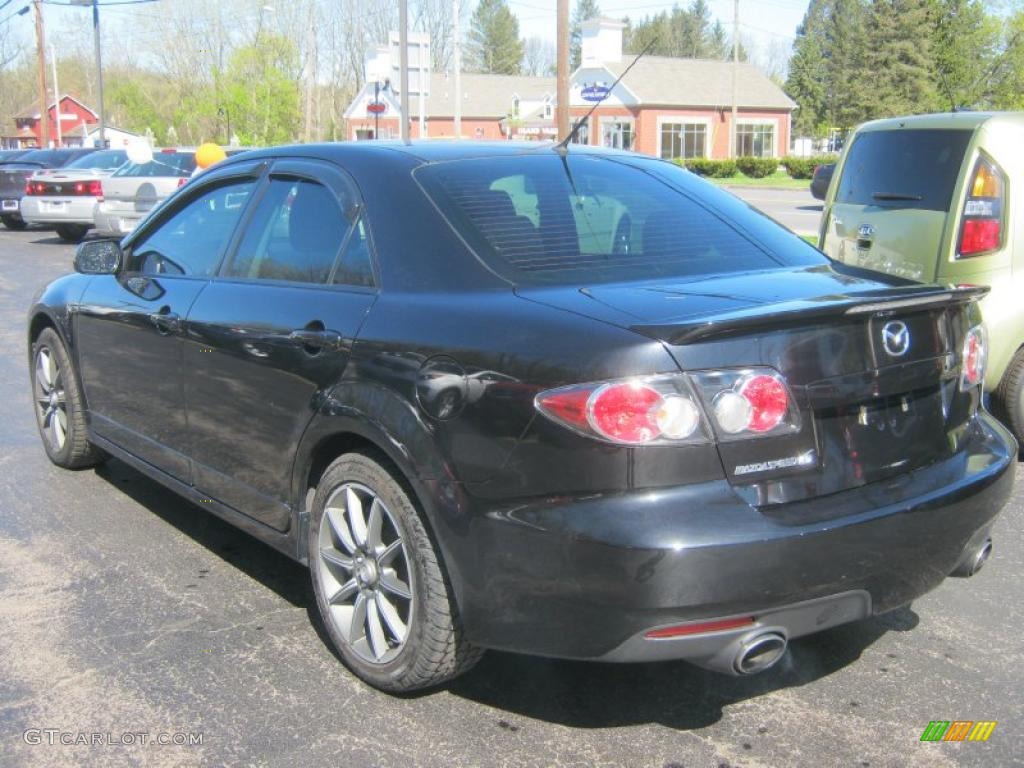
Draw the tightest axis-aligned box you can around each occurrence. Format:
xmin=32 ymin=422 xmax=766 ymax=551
xmin=820 ymin=112 xmax=1024 ymax=440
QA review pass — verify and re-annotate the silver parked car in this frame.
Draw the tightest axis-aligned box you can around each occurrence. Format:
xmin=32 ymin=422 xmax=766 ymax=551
xmin=20 ymin=149 xmax=129 ymax=242
xmin=93 ymin=150 xmax=197 ymax=237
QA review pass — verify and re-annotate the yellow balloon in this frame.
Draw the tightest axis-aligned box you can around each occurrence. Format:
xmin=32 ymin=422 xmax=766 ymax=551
xmin=195 ymin=142 xmax=227 ymax=169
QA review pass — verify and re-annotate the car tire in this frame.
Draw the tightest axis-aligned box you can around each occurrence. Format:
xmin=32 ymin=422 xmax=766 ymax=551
xmin=30 ymin=328 xmax=106 ymax=469
xmin=55 ymin=224 xmax=89 ymax=243
xmin=994 ymin=347 xmax=1024 ymax=447
xmin=308 ymin=452 xmax=482 ymax=692
xmin=2 ymin=215 xmax=27 ymax=230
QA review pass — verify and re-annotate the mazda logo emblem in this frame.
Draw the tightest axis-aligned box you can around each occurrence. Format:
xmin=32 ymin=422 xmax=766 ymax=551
xmin=881 ymin=320 xmax=911 ymax=357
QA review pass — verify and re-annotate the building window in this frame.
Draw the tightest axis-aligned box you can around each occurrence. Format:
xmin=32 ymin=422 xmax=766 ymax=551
xmin=570 ymin=120 xmax=589 ymax=145
xmin=601 ymin=119 xmax=633 ymax=151
xmin=735 ymin=123 xmax=775 ymax=157
xmin=660 ymin=122 xmax=707 ymax=160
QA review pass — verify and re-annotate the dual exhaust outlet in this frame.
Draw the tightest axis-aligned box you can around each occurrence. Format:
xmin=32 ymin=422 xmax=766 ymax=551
xmin=691 ymin=630 xmax=790 ymax=677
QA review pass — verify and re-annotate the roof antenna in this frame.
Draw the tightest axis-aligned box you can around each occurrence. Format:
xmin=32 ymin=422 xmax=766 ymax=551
xmin=554 ymin=39 xmax=657 ymax=155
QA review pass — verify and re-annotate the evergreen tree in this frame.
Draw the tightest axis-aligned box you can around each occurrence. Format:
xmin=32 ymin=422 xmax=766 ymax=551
xmin=465 ymin=0 xmax=525 ymax=75
xmin=623 ymin=1 xmax=737 ymax=59
xmin=571 ymin=0 xmax=602 ymax=69
xmin=930 ymin=0 xmax=999 ymax=109
xmin=825 ymin=0 xmax=871 ymax=129
xmin=786 ymin=0 xmax=832 ymax=137
xmin=865 ymin=0 xmax=938 ymax=118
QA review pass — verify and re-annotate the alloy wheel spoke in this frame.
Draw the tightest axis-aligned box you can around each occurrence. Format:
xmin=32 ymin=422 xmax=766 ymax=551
xmin=46 ymin=351 xmax=58 ymax=389
xmin=366 ymin=597 xmax=389 ymax=660
xmin=379 ymin=568 xmax=412 ymax=600
xmin=346 ymin=487 xmax=368 ymax=548
xmin=327 ymin=578 xmax=358 ymax=606
xmin=366 ymin=499 xmax=384 ymax=552
xmin=52 ymin=409 xmax=66 ymax=449
xmin=347 ymin=592 xmax=367 ymax=644
xmin=37 ymin=350 xmax=52 ymax=388
xmin=321 ymin=546 xmax=353 ymax=573
xmin=35 ymin=365 xmax=50 ymax=396
xmin=376 ymin=592 xmax=408 ymax=642
xmin=326 ymin=505 xmax=357 ymax=554
xmin=378 ymin=539 xmax=403 ymax=566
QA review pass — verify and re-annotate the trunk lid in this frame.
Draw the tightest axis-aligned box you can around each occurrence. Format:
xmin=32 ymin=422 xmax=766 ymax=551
xmin=519 ymin=266 xmax=985 ymax=504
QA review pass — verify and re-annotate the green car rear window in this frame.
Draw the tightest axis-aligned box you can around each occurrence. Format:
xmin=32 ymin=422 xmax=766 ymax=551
xmin=835 ymin=129 xmax=973 ymax=212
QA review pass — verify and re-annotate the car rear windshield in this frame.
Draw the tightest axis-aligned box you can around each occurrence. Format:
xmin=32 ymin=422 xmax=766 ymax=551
xmin=113 ymin=153 xmax=196 ymax=178
xmin=65 ymin=149 xmax=128 ymax=171
xmin=416 ymin=154 xmax=823 ymax=286
xmin=835 ymin=129 xmax=973 ymax=211
xmin=13 ymin=149 xmax=94 ymax=167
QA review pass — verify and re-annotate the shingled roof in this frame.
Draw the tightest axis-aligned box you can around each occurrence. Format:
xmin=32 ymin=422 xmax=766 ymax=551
xmin=423 ymin=72 xmax=555 ymax=118
xmin=601 ymin=56 xmax=795 ymax=110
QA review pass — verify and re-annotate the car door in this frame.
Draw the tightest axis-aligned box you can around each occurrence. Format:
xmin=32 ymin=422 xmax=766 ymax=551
xmin=183 ymin=159 xmax=377 ymax=530
xmin=75 ymin=166 xmax=261 ymax=479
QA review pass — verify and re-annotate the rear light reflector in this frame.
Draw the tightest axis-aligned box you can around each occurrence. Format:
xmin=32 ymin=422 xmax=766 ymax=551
xmin=695 ymin=369 xmax=800 ymax=439
xmin=958 ymin=156 xmax=1004 ymax=258
xmin=645 ymin=616 xmax=755 ymax=639
xmin=960 ymin=325 xmax=987 ymax=391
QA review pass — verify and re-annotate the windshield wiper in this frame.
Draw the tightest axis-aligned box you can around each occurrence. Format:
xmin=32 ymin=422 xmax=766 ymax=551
xmin=872 ymin=192 xmax=923 ymax=202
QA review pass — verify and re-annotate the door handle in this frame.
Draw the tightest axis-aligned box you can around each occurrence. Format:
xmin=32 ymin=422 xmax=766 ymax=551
xmin=149 ymin=310 xmax=182 ymax=335
xmin=287 ymin=328 xmax=345 ymax=351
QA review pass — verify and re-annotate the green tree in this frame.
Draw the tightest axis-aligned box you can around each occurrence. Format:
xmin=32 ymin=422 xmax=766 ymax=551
xmin=865 ymin=0 xmax=938 ymax=118
xmin=465 ymin=0 xmax=524 ymax=74
xmin=215 ymin=34 xmax=301 ymax=146
xmin=990 ymin=11 xmax=1024 ymax=109
xmin=825 ymin=0 xmax=871 ymax=129
xmin=571 ymin=0 xmax=601 ymax=68
xmin=624 ymin=1 xmax=737 ymax=59
xmin=786 ymin=0 xmax=832 ymax=137
xmin=930 ymin=0 xmax=1000 ymax=109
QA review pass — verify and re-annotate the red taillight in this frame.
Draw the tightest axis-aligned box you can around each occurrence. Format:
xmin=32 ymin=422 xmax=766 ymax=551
xmin=961 ymin=325 xmax=987 ymax=391
xmin=535 ymin=376 xmax=703 ymax=445
xmin=535 ymin=369 xmax=797 ymax=445
xmin=958 ymin=157 xmax=1004 ymax=258
xmin=24 ymin=181 xmax=32 ymax=195
xmin=645 ymin=616 xmax=755 ymax=639
xmin=87 ymin=179 xmax=102 ymax=197
xmin=959 ymin=219 xmax=1000 ymax=255
xmin=589 ymin=382 xmax=663 ymax=443
xmin=177 ymin=177 xmax=189 ymax=188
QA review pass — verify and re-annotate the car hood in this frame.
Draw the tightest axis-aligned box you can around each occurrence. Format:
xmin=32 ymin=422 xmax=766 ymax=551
xmin=514 ymin=264 xmax=912 ymax=331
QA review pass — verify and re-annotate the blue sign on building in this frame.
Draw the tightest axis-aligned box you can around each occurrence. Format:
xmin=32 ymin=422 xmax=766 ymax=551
xmin=580 ymin=84 xmax=611 ymax=102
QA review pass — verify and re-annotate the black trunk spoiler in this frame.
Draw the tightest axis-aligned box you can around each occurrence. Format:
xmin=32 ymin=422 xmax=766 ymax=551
xmin=631 ymin=285 xmax=989 ymax=345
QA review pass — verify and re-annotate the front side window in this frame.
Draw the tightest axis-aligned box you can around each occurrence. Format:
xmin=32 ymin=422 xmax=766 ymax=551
xmin=735 ymin=123 xmax=775 ymax=157
xmin=224 ymin=178 xmax=354 ymax=285
xmin=660 ymin=122 xmax=707 ymax=160
xmin=132 ymin=180 xmax=255 ymax=276
xmin=601 ymin=120 xmax=633 ymax=151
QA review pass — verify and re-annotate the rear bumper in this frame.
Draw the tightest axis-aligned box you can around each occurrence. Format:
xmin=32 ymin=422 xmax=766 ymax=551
xmin=94 ymin=206 xmax=143 ymax=236
xmin=20 ymin=196 xmax=97 ymax=225
xmin=453 ymin=412 xmax=1015 ymax=660
xmin=1 ymin=197 xmax=22 ymax=219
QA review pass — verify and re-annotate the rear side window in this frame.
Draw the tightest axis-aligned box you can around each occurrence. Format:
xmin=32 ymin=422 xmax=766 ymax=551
xmin=835 ymin=129 xmax=972 ymax=212
xmin=114 ymin=153 xmax=196 ymax=178
xmin=65 ymin=149 xmax=128 ymax=171
xmin=225 ymin=178 xmax=356 ymax=285
xmin=416 ymin=154 xmax=816 ymax=286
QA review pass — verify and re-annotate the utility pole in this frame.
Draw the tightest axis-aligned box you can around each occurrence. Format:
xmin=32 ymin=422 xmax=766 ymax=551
xmin=452 ymin=0 xmax=461 ymax=139
xmin=730 ymin=0 xmax=738 ymax=158
xmin=303 ymin=0 xmax=315 ymax=142
xmin=50 ymin=44 xmax=61 ymax=147
xmin=399 ymin=0 xmax=410 ymax=142
xmin=556 ymin=0 xmax=569 ymax=141
xmin=33 ymin=0 xmax=50 ymax=148
xmin=71 ymin=0 xmax=107 ymax=146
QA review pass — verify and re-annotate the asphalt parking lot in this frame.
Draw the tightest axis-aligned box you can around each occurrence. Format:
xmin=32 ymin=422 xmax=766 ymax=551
xmin=0 ymin=225 xmax=1021 ymax=768
xmin=729 ymin=187 xmax=823 ymax=236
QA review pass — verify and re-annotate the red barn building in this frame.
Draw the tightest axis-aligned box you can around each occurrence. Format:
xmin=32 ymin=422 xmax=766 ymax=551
xmin=2 ymin=95 xmax=98 ymax=149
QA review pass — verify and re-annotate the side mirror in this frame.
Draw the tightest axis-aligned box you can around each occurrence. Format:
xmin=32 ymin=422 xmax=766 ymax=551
xmin=74 ymin=239 xmax=123 ymax=275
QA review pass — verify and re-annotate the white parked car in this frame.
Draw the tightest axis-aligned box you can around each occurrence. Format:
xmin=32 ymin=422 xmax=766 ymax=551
xmin=93 ymin=150 xmax=197 ymax=237
xmin=19 ymin=149 xmax=129 ymax=242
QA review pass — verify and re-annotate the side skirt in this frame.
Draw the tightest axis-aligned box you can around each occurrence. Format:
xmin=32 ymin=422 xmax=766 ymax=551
xmin=90 ymin=432 xmax=303 ymax=564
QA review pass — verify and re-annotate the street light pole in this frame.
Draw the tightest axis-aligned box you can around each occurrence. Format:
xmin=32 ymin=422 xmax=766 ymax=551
xmin=33 ymin=0 xmax=50 ymax=148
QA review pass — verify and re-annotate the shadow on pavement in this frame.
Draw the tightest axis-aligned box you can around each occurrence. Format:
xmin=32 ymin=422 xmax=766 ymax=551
xmin=798 ymin=204 xmax=824 ymax=212
xmin=93 ymin=456 xmax=919 ymax=730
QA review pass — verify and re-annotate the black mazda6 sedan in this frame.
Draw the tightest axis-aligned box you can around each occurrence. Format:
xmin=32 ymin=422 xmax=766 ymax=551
xmin=27 ymin=141 xmax=1014 ymax=692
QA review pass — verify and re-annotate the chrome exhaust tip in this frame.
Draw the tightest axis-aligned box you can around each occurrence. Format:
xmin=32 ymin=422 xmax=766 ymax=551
xmin=952 ymin=538 xmax=992 ymax=578
xmin=733 ymin=632 xmax=788 ymax=675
